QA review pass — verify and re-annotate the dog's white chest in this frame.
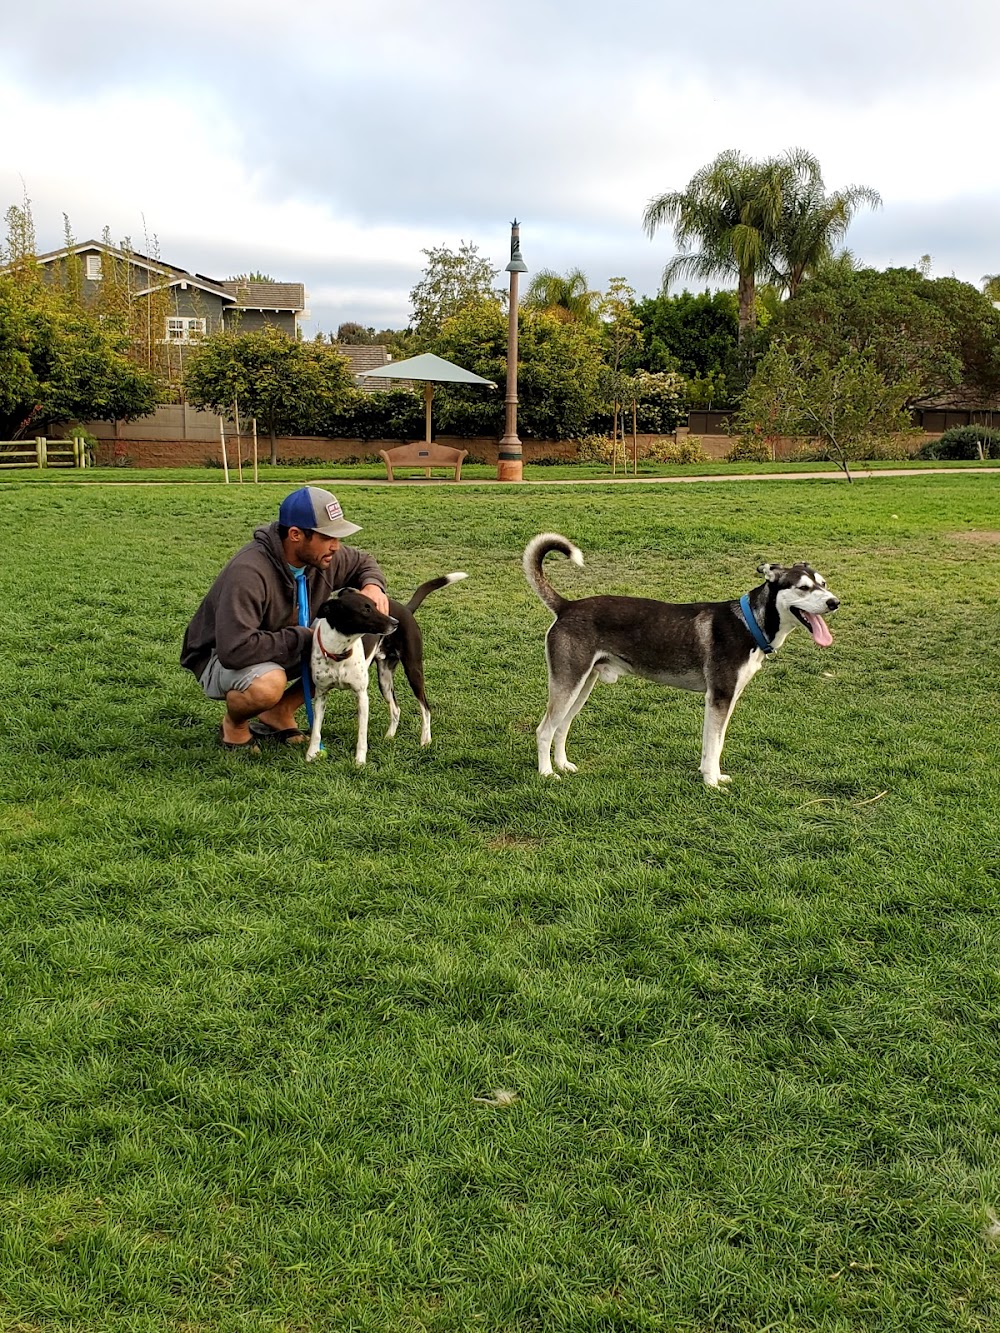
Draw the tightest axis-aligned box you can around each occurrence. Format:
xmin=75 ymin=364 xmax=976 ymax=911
xmin=311 ymin=640 xmax=367 ymax=694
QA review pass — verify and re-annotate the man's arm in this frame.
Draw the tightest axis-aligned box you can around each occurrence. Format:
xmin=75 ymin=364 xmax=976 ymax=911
xmin=215 ymin=571 xmax=311 ymax=670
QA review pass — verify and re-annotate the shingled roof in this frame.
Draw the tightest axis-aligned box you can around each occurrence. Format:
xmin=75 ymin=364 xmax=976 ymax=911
xmin=222 ymin=280 xmax=305 ymax=311
xmin=335 ymin=344 xmax=417 ymax=394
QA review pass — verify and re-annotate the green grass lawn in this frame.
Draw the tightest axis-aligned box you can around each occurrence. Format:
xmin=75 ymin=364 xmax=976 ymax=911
xmin=1 ymin=475 xmax=999 ymax=1331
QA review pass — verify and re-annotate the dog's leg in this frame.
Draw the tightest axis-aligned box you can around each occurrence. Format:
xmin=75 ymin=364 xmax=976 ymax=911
xmin=305 ymin=690 xmax=326 ymax=762
xmin=552 ymin=668 xmax=600 ymax=773
xmin=700 ymin=659 xmax=763 ymax=786
xmin=399 ymin=656 xmax=432 ymax=747
xmin=376 ymin=658 xmax=401 ymax=739
xmin=537 ymin=669 xmax=593 ymax=776
xmin=699 ymin=691 xmax=735 ymax=787
xmin=354 ymin=683 xmax=370 ymax=766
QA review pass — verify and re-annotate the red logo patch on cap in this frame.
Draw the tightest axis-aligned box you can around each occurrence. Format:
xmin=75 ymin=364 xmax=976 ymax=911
xmin=326 ymin=499 xmax=343 ymax=521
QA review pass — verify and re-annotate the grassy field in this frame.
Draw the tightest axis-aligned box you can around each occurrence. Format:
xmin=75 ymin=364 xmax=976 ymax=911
xmin=1 ymin=473 xmax=999 ymax=1332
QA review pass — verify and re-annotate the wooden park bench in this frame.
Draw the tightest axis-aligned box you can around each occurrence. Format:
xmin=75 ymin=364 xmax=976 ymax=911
xmin=379 ymin=442 xmax=468 ymax=482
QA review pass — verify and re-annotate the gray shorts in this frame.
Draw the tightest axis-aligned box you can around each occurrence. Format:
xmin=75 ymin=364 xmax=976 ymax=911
xmin=198 ymin=654 xmax=300 ymax=701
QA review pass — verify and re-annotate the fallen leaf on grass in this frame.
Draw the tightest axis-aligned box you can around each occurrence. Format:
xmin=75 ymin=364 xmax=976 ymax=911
xmin=472 ymin=1089 xmax=519 ymax=1107
xmin=851 ymin=790 xmax=888 ymax=807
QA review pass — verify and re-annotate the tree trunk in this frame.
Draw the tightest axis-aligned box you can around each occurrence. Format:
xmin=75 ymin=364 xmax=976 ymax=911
xmin=269 ymin=425 xmax=277 ymax=467
xmin=737 ymin=271 xmax=756 ymax=343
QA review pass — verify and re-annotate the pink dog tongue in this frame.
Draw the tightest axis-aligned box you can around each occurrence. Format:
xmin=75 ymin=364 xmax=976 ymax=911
xmin=801 ymin=611 xmax=833 ymax=646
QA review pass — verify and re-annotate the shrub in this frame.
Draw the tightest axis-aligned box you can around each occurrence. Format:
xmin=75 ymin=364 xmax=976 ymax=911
xmin=275 ymin=455 xmax=337 ymax=466
xmin=575 ymin=433 xmax=616 ymax=464
xmin=788 ymin=442 xmax=829 ymax=463
xmin=726 ymin=437 xmax=772 ymax=463
xmin=916 ymin=425 xmax=1000 ymax=460
xmin=647 ymin=435 xmax=709 ymax=464
xmin=860 ymin=435 xmax=918 ymax=461
xmin=319 ymin=388 xmax=424 ymax=442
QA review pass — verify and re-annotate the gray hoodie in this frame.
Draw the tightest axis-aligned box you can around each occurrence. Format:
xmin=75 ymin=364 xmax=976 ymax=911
xmin=180 ymin=522 xmax=387 ymax=680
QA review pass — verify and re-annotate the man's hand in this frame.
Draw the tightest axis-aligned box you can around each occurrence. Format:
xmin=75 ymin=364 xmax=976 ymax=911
xmin=359 ymin=583 xmax=390 ymax=617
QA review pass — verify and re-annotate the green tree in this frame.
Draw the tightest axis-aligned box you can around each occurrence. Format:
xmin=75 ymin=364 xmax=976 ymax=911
xmin=183 ymin=327 xmax=354 ymax=463
xmin=0 ymin=272 xmax=160 ymax=438
xmin=408 ymin=242 xmax=501 ymax=339
xmin=335 ymin=321 xmax=377 ymax=345
xmin=633 ymin=288 xmax=740 ymax=401
xmin=374 ymin=327 xmax=418 ymax=359
xmin=428 ymin=299 xmax=606 ymax=440
xmin=982 ymin=275 xmax=1000 ymax=303
xmin=772 ymin=265 xmax=1000 ymax=406
xmin=738 ymin=342 xmax=916 ymax=482
xmin=771 ymin=177 xmax=880 ymax=298
xmin=523 ymin=268 xmax=601 ymax=324
xmin=629 ymin=369 xmax=686 ymax=433
xmin=643 ymin=148 xmax=823 ymax=340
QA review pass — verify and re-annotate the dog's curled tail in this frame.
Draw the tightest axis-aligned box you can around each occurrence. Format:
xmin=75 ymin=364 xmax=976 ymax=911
xmin=406 ymin=571 xmax=468 ymax=614
xmin=522 ymin=532 xmax=583 ymax=616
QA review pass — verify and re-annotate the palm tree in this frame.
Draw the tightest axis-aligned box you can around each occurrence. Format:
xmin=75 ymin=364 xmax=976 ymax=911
xmin=643 ymin=148 xmax=822 ymax=341
xmin=523 ymin=268 xmax=601 ymax=324
xmin=771 ymin=178 xmax=881 ymax=298
xmin=982 ymin=275 xmax=1000 ymax=303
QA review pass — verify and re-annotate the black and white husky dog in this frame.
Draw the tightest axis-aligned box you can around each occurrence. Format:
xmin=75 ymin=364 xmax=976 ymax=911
xmin=523 ymin=533 xmax=839 ymax=787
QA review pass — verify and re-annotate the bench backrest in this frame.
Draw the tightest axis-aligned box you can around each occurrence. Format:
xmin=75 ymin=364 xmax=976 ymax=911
xmin=382 ymin=443 xmax=465 ymax=464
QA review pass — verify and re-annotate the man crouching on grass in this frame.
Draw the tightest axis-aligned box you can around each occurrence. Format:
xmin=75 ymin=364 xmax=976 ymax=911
xmin=181 ymin=487 xmax=389 ymax=753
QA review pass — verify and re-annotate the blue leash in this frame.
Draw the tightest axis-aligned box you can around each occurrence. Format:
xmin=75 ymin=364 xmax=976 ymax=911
xmin=294 ymin=569 xmax=320 ymax=745
xmin=739 ymin=593 xmax=774 ymax=654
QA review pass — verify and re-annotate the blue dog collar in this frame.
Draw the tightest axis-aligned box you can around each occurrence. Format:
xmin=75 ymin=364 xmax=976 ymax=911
xmin=739 ymin=593 xmax=774 ymax=654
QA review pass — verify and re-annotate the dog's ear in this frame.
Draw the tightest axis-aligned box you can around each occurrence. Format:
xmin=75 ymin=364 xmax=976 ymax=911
xmin=756 ymin=562 xmax=785 ymax=582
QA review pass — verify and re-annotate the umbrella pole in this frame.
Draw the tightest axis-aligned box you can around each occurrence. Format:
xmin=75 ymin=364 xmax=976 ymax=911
xmin=424 ymin=383 xmax=433 ymax=476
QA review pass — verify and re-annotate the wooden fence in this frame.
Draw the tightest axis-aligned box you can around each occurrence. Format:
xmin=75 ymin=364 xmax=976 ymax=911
xmin=0 ymin=437 xmax=88 ymax=469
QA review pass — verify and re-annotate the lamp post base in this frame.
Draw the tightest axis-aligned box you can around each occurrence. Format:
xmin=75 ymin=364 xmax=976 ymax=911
xmin=497 ymin=439 xmax=523 ymax=482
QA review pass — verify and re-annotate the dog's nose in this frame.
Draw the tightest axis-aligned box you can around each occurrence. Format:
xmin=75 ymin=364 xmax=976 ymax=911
xmin=826 ymin=597 xmax=840 ymax=611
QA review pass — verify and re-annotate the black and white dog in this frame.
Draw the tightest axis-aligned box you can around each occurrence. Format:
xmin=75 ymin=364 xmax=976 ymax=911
xmin=524 ymin=533 xmax=839 ymax=787
xmin=306 ymin=573 xmax=467 ymax=765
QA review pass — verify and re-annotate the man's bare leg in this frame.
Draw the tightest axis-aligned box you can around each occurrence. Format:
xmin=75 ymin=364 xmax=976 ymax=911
xmin=221 ymin=670 xmax=299 ymax=745
xmin=255 ymin=681 xmax=306 ymax=737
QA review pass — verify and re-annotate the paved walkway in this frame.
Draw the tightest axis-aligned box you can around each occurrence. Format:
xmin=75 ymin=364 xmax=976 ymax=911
xmin=13 ymin=466 xmax=1000 ymax=487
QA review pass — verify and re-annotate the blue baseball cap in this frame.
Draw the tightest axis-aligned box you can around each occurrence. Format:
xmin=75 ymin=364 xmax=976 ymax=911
xmin=278 ymin=486 xmax=360 ymax=538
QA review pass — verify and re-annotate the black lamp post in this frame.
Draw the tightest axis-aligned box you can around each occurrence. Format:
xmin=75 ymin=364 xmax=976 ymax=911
xmin=497 ymin=219 xmax=527 ymax=482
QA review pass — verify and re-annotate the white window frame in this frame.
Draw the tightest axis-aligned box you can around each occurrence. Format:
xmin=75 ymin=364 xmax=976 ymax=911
xmin=85 ymin=254 xmax=102 ymax=281
xmin=164 ymin=316 xmax=207 ymax=343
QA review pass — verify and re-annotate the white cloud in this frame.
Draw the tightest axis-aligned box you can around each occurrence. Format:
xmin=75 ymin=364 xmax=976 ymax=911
xmin=3 ymin=0 xmax=1000 ymax=331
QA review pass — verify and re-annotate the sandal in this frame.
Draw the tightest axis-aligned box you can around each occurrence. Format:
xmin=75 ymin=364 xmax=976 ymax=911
xmin=218 ymin=725 xmax=261 ymax=754
xmin=249 ymin=722 xmax=308 ymax=745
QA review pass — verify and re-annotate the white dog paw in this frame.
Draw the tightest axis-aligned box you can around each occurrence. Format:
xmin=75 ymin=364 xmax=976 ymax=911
xmin=555 ymin=761 xmax=578 ymax=774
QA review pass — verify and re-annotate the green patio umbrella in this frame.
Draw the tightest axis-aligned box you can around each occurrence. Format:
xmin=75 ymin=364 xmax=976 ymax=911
xmin=356 ymin=353 xmax=497 ymax=446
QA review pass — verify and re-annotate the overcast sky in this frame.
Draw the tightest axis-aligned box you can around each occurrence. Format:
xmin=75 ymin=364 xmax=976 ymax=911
xmin=4 ymin=0 xmax=999 ymax=335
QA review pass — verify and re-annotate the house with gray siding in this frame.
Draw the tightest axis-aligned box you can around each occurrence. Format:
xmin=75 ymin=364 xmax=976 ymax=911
xmin=33 ymin=239 xmax=306 ymax=344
